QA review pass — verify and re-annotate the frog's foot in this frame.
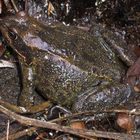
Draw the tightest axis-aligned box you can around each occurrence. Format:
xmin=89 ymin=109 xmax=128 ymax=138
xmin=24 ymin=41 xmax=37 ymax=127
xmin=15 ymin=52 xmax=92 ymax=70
xmin=74 ymin=84 xmax=133 ymax=112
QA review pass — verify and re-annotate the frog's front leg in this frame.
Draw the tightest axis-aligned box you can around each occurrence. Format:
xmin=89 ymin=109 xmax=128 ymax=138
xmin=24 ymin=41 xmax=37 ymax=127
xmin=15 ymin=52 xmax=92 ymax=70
xmin=18 ymin=61 xmax=35 ymax=108
xmin=74 ymin=83 xmax=133 ymax=112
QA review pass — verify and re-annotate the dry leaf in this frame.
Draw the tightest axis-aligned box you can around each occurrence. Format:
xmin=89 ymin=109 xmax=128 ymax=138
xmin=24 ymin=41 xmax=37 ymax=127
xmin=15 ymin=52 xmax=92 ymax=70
xmin=70 ymin=120 xmax=85 ymax=130
xmin=133 ymin=47 xmax=140 ymax=57
xmin=70 ymin=120 xmax=97 ymax=140
xmin=127 ymin=57 xmax=140 ymax=91
xmin=117 ymin=113 xmax=134 ymax=133
xmin=127 ymin=53 xmax=140 ymax=78
xmin=48 ymin=1 xmax=55 ymax=16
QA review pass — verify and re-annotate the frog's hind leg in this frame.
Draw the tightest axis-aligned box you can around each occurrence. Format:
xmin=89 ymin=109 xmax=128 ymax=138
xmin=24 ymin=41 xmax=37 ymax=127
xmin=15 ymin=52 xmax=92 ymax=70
xmin=74 ymin=83 xmax=133 ymax=112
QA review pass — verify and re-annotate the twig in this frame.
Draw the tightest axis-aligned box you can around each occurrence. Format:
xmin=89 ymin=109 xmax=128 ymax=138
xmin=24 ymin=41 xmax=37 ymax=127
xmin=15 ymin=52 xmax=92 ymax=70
xmin=24 ymin=0 xmax=28 ymax=12
xmin=6 ymin=120 xmax=10 ymax=140
xmin=0 ymin=105 xmax=91 ymax=139
xmin=0 ymin=99 xmax=51 ymax=114
xmin=50 ymin=109 xmax=140 ymax=123
xmin=10 ymin=0 xmax=18 ymax=12
xmin=0 ymin=0 xmax=2 ymax=14
xmin=0 ymin=105 xmax=139 ymax=140
xmin=1 ymin=98 xmax=140 ymax=118
xmin=1 ymin=127 xmax=37 ymax=140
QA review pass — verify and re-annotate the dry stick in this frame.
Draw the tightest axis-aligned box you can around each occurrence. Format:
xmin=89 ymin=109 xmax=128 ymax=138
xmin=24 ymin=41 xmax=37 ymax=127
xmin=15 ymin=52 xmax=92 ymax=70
xmin=0 ymin=105 xmax=92 ymax=140
xmin=1 ymin=127 xmax=37 ymax=140
xmin=10 ymin=0 xmax=18 ymax=12
xmin=1 ymin=98 xmax=140 ymax=116
xmin=0 ymin=99 xmax=24 ymax=113
xmin=0 ymin=0 xmax=2 ymax=14
xmin=0 ymin=105 xmax=139 ymax=140
xmin=24 ymin=0 xmax=28 ymax=12
xmin=0 ymin=99 xmax=51 ymax=114
xmin=6 ymin=120 xmax=10 ymax=140
xmin=50 ymin=109 xmax=140 ymax=123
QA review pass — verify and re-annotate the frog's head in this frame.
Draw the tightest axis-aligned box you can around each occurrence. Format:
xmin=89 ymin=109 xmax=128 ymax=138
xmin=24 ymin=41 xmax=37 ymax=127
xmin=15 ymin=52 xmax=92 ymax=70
xmin=0 ymin=11 xmax=32 ymax=64
xmin=0 ymin=11 xmax=29 ymax=42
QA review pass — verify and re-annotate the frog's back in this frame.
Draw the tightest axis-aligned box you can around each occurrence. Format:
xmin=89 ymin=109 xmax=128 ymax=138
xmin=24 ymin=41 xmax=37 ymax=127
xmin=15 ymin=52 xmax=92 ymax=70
xmin=3 ymin=14 xmax=126 ymax=79
xmin=0 ymin=14 xmax=133 ymax=111
xmin=31 ymin=24 xmax=127 ymax=109
xmin=35 ymin=23 xmax=126 ymax=80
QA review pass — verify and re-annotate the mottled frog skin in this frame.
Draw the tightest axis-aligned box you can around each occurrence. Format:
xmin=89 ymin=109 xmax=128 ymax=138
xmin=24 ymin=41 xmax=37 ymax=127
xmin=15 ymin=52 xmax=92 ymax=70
xmin=0 ymin=12 xmax=135 ymax=112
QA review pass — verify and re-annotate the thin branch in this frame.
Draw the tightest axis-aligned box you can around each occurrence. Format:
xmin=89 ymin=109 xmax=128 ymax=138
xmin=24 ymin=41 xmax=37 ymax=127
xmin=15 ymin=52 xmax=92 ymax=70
xmin=0 ymin=105 xmax=139 ymax=140
xmin=0 ymin=0 xmax=2 ymax=14
xmin=10 ymin=0 xmax=18 ymax=12
xmin=6 ymin=120 xmax=10 ymax=140
xmin=1 ymin=127 xmax=37 ymax=140
xmin=0 ymin=99 xmax=51 ymax=114
xmin=50 ymin=109 xmax=140 ymax=123
xmin=0 ymin=105 xmax=92 ymax=139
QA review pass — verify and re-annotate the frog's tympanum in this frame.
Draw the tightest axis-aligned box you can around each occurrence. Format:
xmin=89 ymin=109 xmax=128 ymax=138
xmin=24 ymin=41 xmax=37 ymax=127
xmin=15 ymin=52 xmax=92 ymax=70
xmin=0 ymin=12 xmax=136 ymax=112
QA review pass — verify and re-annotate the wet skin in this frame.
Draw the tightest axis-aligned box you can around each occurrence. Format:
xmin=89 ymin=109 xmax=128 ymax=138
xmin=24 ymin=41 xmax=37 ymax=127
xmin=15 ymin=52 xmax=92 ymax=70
xmin=0 ymin=12 xmax=136 ymax=112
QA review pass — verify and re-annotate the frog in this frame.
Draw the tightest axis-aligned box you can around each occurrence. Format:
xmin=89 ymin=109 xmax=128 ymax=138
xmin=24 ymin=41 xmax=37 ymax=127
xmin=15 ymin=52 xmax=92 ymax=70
xmin=0 ymin=11 xmax=136 ymax=112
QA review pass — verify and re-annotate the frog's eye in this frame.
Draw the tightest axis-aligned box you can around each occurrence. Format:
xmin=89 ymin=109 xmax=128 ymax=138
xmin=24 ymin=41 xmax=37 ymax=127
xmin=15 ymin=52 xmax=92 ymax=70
xmin=8 ymin=31 xmax=17 ymax=40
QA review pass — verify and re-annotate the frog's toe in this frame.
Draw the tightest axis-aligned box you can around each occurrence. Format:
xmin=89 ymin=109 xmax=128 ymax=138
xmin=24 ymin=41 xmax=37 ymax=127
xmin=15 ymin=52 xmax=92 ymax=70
xmin=74 ymin=84 xmax=133 ymax=112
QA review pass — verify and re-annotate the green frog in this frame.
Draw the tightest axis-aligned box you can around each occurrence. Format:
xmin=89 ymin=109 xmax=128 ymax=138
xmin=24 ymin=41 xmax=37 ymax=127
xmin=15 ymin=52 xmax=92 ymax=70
xmin=0 ymin=12 xmax=136 ymax=112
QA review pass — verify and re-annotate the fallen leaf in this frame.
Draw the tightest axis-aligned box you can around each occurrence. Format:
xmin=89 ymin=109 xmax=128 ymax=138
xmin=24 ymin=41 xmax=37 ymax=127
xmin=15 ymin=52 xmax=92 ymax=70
xmin=48 ymin=1 xmax=55 ymax=16
xmin=70 ymin=120 xmax=85 ymax=130
xmin=127 ymin=61 xmax=140 ymax=77
xmin=133 ymin=47 xmax=140 ymax=57
xmin=126 ymin=57 xmax=140 ymax=91
xmin=117 ymin=113 xmax=134 ymax=133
